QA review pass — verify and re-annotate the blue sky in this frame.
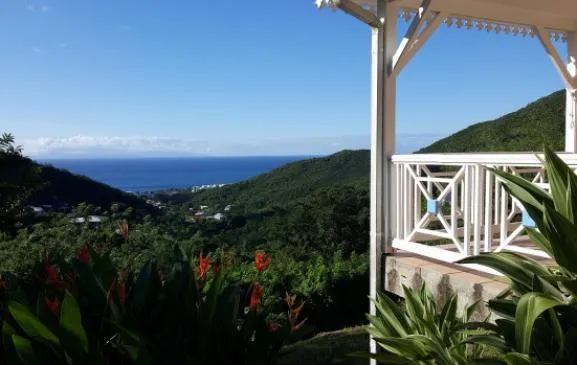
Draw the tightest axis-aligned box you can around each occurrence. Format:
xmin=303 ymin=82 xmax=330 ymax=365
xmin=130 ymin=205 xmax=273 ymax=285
xmin=0 ymin=0 xmax=567 ymax=157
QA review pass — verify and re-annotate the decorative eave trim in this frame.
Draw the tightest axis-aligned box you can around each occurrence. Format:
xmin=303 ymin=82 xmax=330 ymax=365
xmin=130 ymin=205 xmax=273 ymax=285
xmin=315 ymin=0 xmax=569 ymax=43
xmin=398 ymin=8 xmax=568 ymax=43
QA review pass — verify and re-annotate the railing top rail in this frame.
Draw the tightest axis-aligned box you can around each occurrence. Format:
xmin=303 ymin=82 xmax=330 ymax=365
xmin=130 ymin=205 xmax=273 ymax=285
xmin=392 ymin=152 xmax=577 ymax=166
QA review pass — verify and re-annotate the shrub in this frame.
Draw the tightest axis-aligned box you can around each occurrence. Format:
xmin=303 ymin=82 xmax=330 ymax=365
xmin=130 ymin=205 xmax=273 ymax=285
xmin=0 ymin=245 xmax=312 ymax=365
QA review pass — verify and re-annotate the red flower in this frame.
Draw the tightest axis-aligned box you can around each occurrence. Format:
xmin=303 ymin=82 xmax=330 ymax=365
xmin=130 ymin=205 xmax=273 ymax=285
xmin=44 ymin=263 xmax=59 ymax=284
xmin=196 ymin=253 xmax=210 ymax=280
xmin=285 ymin=293 xmax=307 ymax=332
xmin=267 ymin=321 xmax=281 ymax=332
xmin=77 ymin=245 xmax=90 ymax=263
xmin=117 ymin=281 xmax=126 ymax=304
xmin=255 ymin=251 xmax=271 ymax=272
xmin=118 ymin=221 xmax=129 ymax=241
xmin=249 ymin=282 xmax=264 ymax=311
xmin=213 ymin=262 xmax=220 ymax=273
xmin=45 ymin=297 xmax=60 ymax=315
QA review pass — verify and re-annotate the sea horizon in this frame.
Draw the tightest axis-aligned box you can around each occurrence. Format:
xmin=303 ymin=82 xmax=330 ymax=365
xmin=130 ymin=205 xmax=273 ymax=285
xmin=38 ymin=155 xmax=314 ymax=193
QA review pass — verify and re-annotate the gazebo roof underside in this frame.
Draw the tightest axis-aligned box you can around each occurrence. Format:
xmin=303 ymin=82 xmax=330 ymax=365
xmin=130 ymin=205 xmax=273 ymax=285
xmin=352 ymin=0 xmax=577 ymax=32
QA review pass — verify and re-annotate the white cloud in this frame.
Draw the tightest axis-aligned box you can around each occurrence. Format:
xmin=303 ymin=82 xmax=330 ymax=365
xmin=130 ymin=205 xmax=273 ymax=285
xmin=21 ymin=133 xmax=443 ymax=158
xmin=40 ymin=5 xmax=49 ymax=12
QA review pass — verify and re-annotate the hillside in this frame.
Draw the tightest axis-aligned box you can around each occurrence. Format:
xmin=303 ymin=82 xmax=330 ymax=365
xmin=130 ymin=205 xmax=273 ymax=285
xmin=30 ymin=159 xmax=152 ymax=213
xmin=418 ymin=90 xmax=565 ymax=153
xmin=184 ymin=149 xmax=370 ymax=209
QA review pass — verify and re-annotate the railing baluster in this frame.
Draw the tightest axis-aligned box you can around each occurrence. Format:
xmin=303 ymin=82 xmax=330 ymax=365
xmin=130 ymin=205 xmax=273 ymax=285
xmin=499 ymin=167 xmax=508 ymax=249
xmin=473 ymin=165 xmax=483 ymax=255
xmin=463 ymin=165 xmax=471 ymax=255
xmin=484 ymin=167 xmax=493 ymax=252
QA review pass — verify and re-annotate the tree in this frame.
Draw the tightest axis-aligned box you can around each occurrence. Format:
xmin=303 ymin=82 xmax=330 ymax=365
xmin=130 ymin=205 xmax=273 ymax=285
xmin=0 ymin=133 xmax=43 ymax=233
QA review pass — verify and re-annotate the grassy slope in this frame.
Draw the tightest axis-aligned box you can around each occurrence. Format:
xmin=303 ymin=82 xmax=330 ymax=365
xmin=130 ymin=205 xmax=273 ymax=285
xmin=279 ymin=327 xmax=369 ymax=365
xmin=418 ymin=90 xmax=565 ymax=153
xmin=189 ymin=149 xmax=370 ymax=209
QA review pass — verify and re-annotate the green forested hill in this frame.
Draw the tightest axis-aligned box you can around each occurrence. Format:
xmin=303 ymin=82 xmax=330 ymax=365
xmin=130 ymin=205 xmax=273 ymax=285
xmin=184 ymin=90 xmax=565 ymax=209
xmin=418 ymin=90 xmax=565 ymax=153
xmin=30 ymin=162 xmax=152 ymax=212
xmin=184 ymin=149 xmax=370 ymax=209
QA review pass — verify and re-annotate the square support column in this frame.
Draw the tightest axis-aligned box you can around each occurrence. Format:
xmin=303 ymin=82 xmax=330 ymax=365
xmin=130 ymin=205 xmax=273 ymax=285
xmin=566 ymin=32 xmax=577 ymax=152
xmin=369 ymin=0 xmax=397 ymax=358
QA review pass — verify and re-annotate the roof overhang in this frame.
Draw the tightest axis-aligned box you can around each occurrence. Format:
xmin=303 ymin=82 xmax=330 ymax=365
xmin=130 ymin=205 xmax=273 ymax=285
xmin=321 ymin=0 xmax=577 ymax=36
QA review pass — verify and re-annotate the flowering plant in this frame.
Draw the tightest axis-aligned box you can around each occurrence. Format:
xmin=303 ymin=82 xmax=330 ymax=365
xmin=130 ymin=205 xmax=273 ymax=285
xmin=0 ymin=244 xmax=312 ymax=365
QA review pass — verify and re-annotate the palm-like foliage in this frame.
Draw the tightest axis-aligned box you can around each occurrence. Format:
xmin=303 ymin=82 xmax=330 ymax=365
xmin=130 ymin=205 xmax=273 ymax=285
xmin=460 ymin=147 xmax=577 ymax=364
xmin=358 ymin=283 xmax=495 ymax=364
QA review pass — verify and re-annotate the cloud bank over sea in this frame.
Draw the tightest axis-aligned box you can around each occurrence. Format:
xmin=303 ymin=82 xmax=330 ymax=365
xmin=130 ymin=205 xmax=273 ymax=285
xmin=23 ymin=134 xmax=442 ymax=158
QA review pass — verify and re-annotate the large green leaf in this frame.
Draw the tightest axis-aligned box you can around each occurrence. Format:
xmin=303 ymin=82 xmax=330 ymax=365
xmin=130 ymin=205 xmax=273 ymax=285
xmin=515 ymin=292 xmax=565 ymax=353
xmin=373 ymin=336 xmax=430 ymax=359
xmin=503 ymin=352 xmax=540 ymax=365
xmin=371 ymin=292 xmax=410 ymax=337
xmin=59 ymin=291 xmax=88 ymax=353
xmin=458 ymin=253 xmax=560 ymax=297
xmin=7 ymin=301 xmax=60 ymax=348
xmin=542 ymin=146 xmax=577 ymax=220
xmin=11 ymin=334 xmax=38 ymax=365
xmin=541 ymin=207 xmax=577 ymax=273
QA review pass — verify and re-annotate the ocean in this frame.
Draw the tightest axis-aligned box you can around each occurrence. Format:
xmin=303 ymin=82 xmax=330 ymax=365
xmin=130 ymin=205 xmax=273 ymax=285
xmin=39 ymin=156 xmax=309 ymax=193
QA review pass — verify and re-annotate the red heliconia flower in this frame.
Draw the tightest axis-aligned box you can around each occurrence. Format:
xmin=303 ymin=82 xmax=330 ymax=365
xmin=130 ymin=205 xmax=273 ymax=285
xmin=255 ymin=251 xmax=271 ymax=272
xmin=45 ymin=297 xmax=60 ymax=315
xmin=285 ymin=292 xmax=307 ymax=332
xmin=196 ymin=253 xmax=210 ymax=280
xmin=77 ymin=245 xmax=90 ymax=263
xmin=213 ymin=262 xmax=220 ymax=274
xmin=118 ymin=221 xmax=129 ymax=241
xmin=249 ymin=282 xmax=264 ymax=311
xmin=44 ymin=263 xmax=59 ymax=284
xmin=267 ymin=321 xmax=281 ymax=333
xmin=117 ymin=281 xmax=126 ymax=304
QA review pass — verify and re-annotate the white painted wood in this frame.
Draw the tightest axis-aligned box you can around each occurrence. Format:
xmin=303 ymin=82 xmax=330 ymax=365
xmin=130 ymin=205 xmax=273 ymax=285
xmin=566 ymin=32 xmax=577 ymax=152
xmin=392 ymin=153 xmax=577 ymax=165
xmin=484 ymin=168 xmax=493 ymax=252
xmin=393 ymin=239 xmax=465 ymax=262
xmin=336 ymin=0 xmax=380 ymax=27
xmin=352 ymin=0 xmax=577 ymax=32
xmin=393 ymin=0 xmax=433 ymax=70
xmin=393 ymin=11 xmax=446 ymax=76
xmin=369 ymin=0 xmax=396 ymax=359
xmin=535 ymin=27 xmax=575 ymax=90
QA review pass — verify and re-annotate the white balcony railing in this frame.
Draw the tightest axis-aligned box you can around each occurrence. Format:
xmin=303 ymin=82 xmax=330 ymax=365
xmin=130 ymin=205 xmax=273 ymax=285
xmin=391 ymin=153 xmax=577 ymax=271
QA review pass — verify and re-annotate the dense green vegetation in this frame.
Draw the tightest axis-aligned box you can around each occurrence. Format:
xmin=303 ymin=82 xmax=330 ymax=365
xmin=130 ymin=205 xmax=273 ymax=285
xmin=419 ymin=90 xmax=565 ymax=153
xmin=162 ymin=149 xmax=370 ymax=209
xmin=32 ymin=164 xmax=152 ymax=215
xmin=0 ymin=135 xmax=371 ymax=338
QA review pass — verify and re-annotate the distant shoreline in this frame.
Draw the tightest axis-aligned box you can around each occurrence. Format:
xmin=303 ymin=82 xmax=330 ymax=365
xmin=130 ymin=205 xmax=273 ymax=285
xmin=37 ymin=155 xmax=310 ymax=194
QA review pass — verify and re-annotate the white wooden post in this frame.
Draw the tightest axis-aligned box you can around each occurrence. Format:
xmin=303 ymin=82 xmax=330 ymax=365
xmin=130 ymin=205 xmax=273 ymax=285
xmin=566 ymin=32 xmax=577 ymax=152
xmin=369 ymin=0 xmax=396 ymax=359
